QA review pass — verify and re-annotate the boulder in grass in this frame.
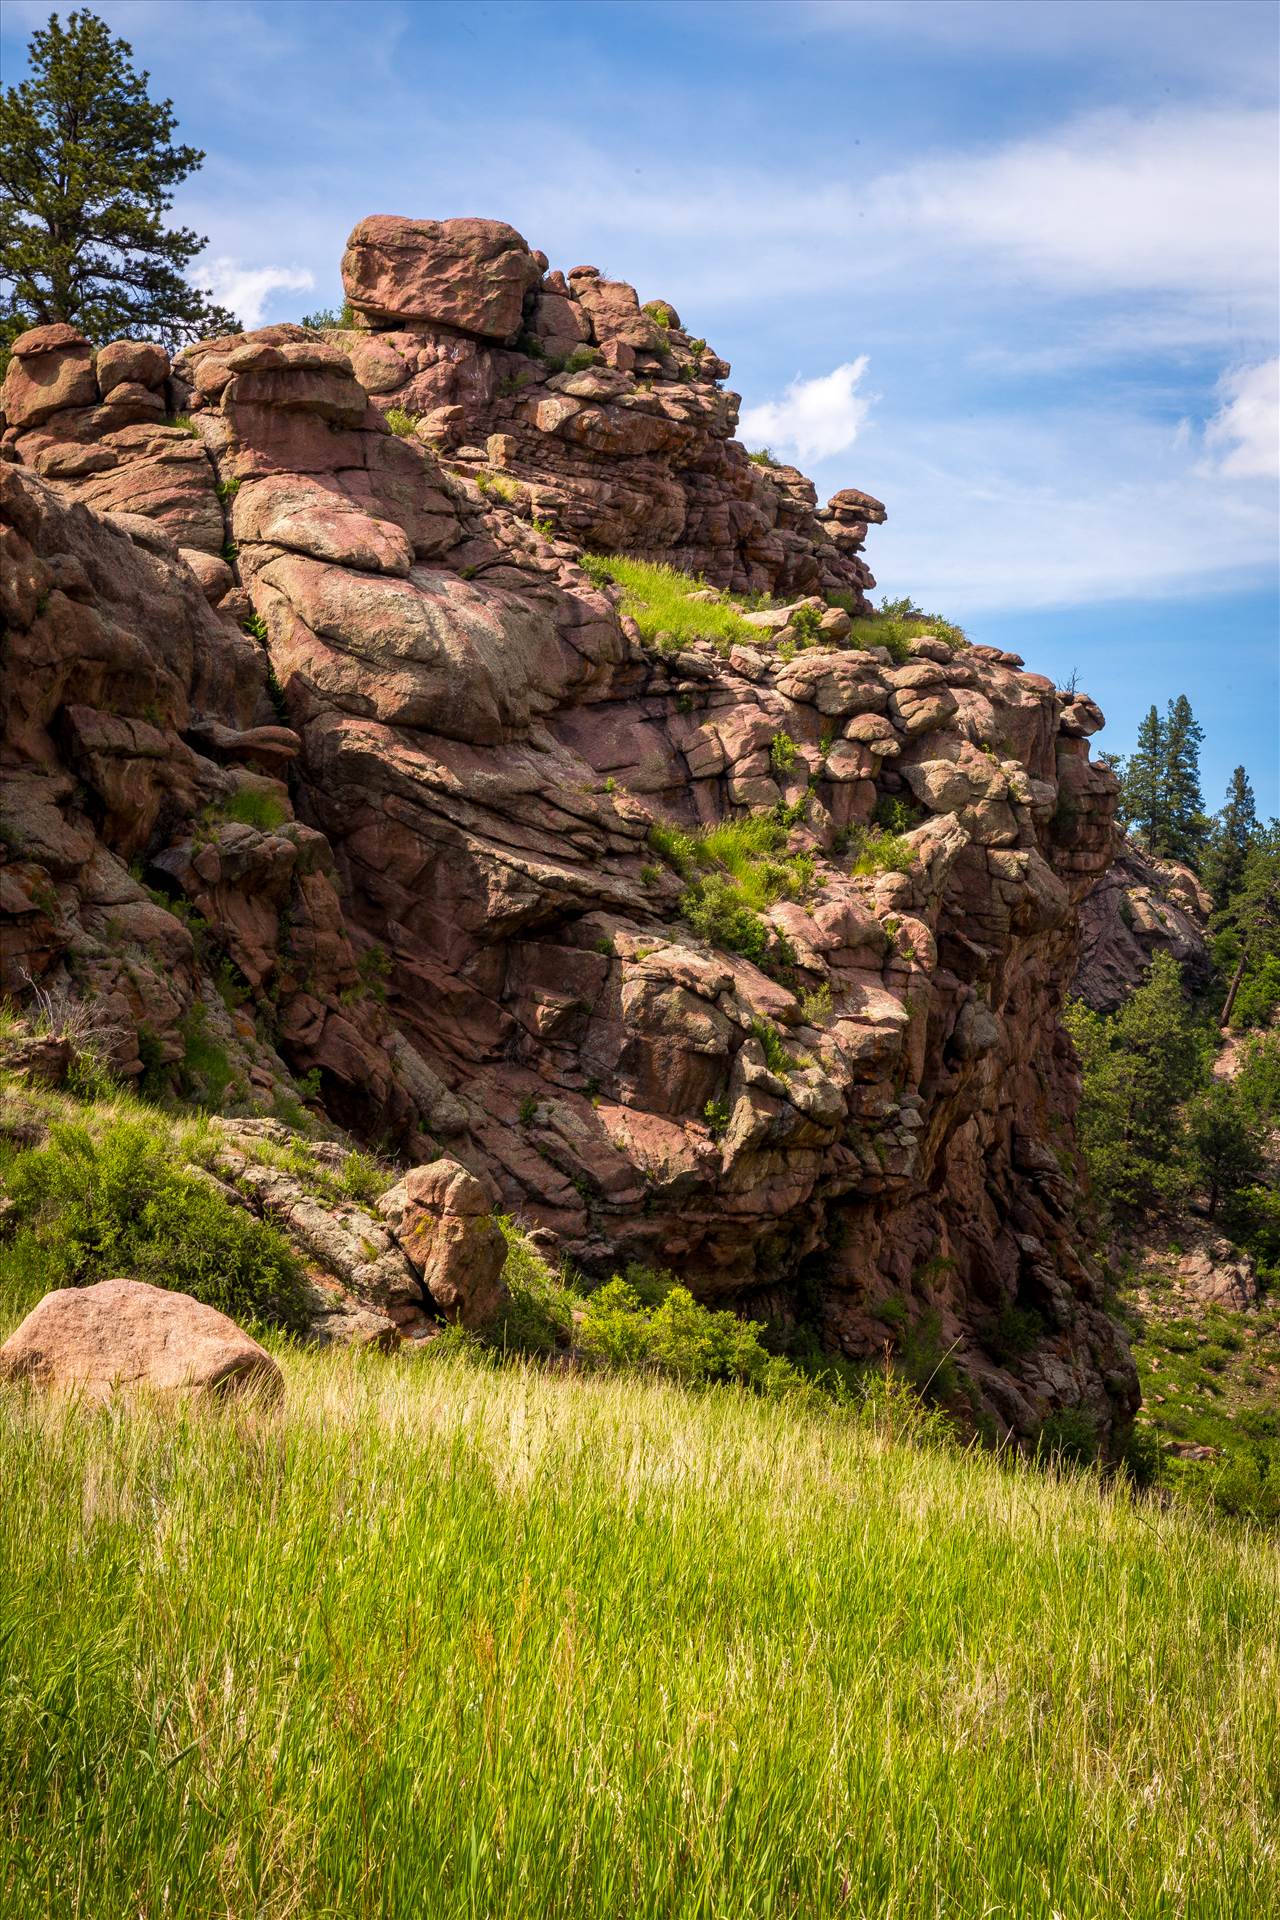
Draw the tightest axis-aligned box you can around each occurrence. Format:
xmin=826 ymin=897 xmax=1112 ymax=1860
xmin=0 ymin=1278 xmax=283 ymax=1405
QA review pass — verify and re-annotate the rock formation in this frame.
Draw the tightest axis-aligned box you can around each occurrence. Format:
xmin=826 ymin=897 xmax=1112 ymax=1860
xmin=0 ymin=214 xmax=1138 ymax=1446
xmin=1075 ymin=843 xmax=1212 ymax=1012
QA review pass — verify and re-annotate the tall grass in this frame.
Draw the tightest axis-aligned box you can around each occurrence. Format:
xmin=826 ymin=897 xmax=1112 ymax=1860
xmin=580 ymin=555 xmax=762 ymax=652
xmin=2 ymin=1340 xmax=1277 ymax=1917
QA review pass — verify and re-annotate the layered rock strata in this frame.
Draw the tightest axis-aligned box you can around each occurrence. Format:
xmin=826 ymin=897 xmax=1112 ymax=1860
xmin=0 ymin=215 xmax=1136 ymax=1445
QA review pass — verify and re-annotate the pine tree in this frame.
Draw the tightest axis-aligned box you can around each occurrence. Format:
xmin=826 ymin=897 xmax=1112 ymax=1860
xmin=1155 ymin=694 xmax=1207 ymax=867
xmin=0 ymin=9 xmax=238 ymax=349
xmin=1119 ymin=704 xmax=1165 ymax=844
xmin=1203 ymin=765 xmax=1259 ymax=909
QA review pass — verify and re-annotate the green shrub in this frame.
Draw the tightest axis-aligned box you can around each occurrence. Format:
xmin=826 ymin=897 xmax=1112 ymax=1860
xmin=1119 ymin=1423 xmax=1164 ymax=1489
xmin=1035 ymin=1408 xmax=1099 ymax=1468
xmin=798 ymin=982 xmax=832 ymax=1024
xmin=873 ymin=794 xmax=922 ymax=835
xmin=383 ymin=405 xmax=419 ymax=438
xmin=981 ymin=1304 xmax=1044 ymax=1364
xmin=562 ymin=345 xmax=601 ymax=374
xmin=680 ymin=873 xmax=772 ymax=965
xmin=749 ymin=1016 xmax=792 ymax=1078
xmin=219 ymin=786 xmax=288 ymax=832
xmin=790 ymin=605 xmax=823 ymax=643
xmin=770 ymin=730 xmax=799 ymax=774
xmin=579 ymin=1278 xmax=805 ymax=1399
xmin=643 ymin=303 xmax=673 ymax=328
xmin=176 ymin=1003 xmax=233 ymax=1110
xmin=241 ymin=611 xmax=269 ymax=643
xmin=3 ymin=1119 xmax=306 ymax=1329
xmin=747 ymin=448 xmax=778 ymax=467
xmin=485 ymin=1218 xmax=578 ymax=1354
xmin=704 ymin=1097 xmax=731 ymax=1138
xmin=897 ymin=1307 xmax=959 ymax=1401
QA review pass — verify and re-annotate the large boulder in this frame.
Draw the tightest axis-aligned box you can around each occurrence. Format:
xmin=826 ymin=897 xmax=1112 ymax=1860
xmin=1 ymin=324 xmax=98 ymax=429
xmin=341 ymin=215 xmax=541 ymax=338
xmin=0 ymin=1278 xmax=284 ymax=1403
xmin=378 ymin=1157 xmax=508 ymax=1328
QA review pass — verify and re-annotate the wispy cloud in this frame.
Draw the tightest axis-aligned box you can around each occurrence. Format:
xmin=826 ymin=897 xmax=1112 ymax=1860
xmin=840 ymin=404 xmax=1278 ymax=613
xmin=866 ymin=107 xmax=1277 ymax=310
xmin=1201 ymin=358 xmax=1280 ymax=481
xmin=739 ymin=358 xmax=871 ymax=461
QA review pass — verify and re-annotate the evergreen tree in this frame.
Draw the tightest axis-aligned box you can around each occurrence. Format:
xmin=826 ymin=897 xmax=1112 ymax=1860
xmin=1157 ymin=694 xmax=1208 ymax=866
xmin=1063 ymin=952 xmax=1207 ymax=1215
xmin=0 ymin=9 xmax=238 ymax=349
xmin=1213 ymin=825 xmax=1280 ymax=1028
xmin=1118 ymin=704 xmax=1165 ymax=844
xmin=1203 ymin=765 xmax=1259 ymax=909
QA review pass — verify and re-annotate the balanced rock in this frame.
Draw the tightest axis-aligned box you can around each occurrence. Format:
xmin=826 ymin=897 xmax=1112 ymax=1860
xmin=341 ymin=215 xmax=541 ymax=338
xmin=1 ymin=323 xmax=97 ymax=428
xmin=0 ymin=1278 xmax=283 ymax=1403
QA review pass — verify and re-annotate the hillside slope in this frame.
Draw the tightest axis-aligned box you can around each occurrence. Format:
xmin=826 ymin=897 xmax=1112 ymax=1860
xmin=1 ymin=1337 xmax=1276 ymax=1919
xmin=0 ymin=216 xmax=1135 ymax=1446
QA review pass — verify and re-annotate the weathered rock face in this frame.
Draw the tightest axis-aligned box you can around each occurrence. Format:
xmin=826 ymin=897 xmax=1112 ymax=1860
xmin=342 ymin=215 xmax=544 ymax=339
xmin=0 ymin=1278 xmax=283 ymax=1402
xmin=1075 ymin=843 xmax=1212 ymax=1012
xmin=0 ymin=217 xmax=1137 ymax=1447
xmin=378 ymin=1157 xmax=508 ymax=1328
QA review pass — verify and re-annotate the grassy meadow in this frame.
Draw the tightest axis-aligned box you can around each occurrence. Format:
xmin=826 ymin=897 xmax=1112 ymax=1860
xmin=2 ymin=1335 xmax=1278 ymax=1919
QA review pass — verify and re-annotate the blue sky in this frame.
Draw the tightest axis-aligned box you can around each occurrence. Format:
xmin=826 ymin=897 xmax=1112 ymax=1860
xmin=5 ymin=0 xmax=1278 ymax=811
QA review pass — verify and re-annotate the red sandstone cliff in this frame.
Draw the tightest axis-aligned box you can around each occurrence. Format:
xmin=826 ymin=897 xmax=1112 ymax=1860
xmin=0 ymin=216 xmax=1137 ymax=1445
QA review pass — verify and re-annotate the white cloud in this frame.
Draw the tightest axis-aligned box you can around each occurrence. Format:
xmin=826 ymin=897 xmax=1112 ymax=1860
xmin=833 ymin=401 xmax=1278 ymax=614
xmin=866 ymin=107 xmax=1278 ymax=307
xmin=1202 ymin=359 xmax=1280 ymax=480
xmin=739 ymin=358 xmax=872 ymax=461
xmin=200 ymin=258 xmax=315 ymax=327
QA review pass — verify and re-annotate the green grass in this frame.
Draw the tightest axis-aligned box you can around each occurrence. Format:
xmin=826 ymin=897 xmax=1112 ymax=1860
xmin=847 ymin=824 xmax=918 ymax=877
xmin=580 ymin=555 xmax=763 ymax=653
xmin=1123 ymin=1281 xmax=1280 ymax=1523
xmin=217 ymin=787 xmax=288 ymax=832
xmin=383 ymin=405 xmax=419 ymax=438
xmin=838 ymin=594 xmax=968 ymax=663
xmin=1 ymin=1340 xmax=1277 ymax=1917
